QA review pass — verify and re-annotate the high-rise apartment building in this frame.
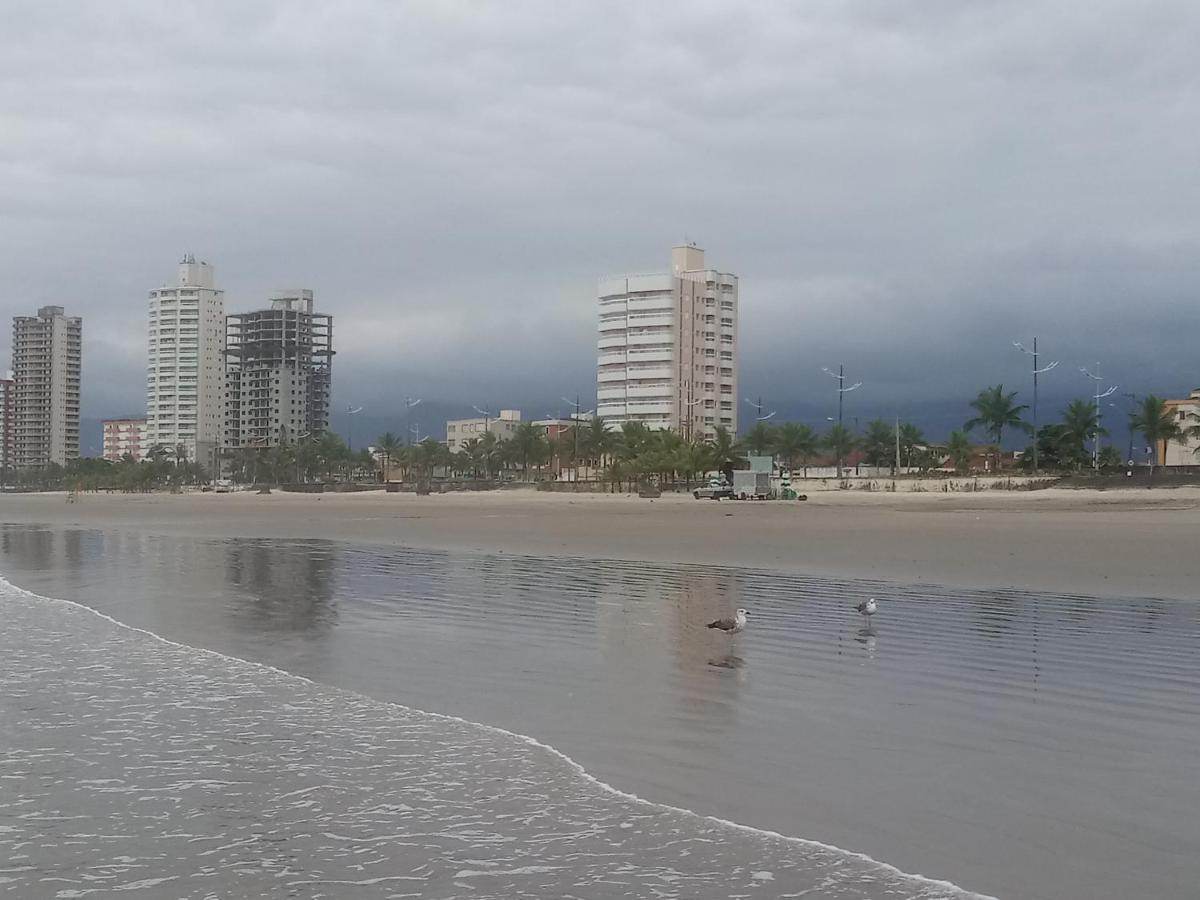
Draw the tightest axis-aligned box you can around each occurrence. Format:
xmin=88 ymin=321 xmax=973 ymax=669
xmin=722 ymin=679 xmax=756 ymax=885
xmin=596 ymin=245 xmax=738 ymax=441
xmin=11 ymin=306 xmax=82 ymax=467
xmin=146 ymin=256 xmax=226 ymax=464
xmin=224 ymin=290 xmax=333 ymax=449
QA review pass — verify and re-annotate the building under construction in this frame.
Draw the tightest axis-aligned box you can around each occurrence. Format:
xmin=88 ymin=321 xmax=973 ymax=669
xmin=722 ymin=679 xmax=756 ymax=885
xmin=224 ymin=291 xmax=333 ymax=449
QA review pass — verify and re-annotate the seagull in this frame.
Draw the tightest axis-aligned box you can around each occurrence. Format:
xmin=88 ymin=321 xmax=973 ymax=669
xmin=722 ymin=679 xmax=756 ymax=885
xmin=707 ymin=608 xmax=749 ymax=634
xmin=855 ymin=598 xmax=878 ymax=620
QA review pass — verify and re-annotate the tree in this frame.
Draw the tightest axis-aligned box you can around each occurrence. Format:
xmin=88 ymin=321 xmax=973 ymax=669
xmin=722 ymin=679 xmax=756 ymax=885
xmin=1021 ymin=424 xmax=1084 ymax=472
xmin=376 ymin=431 xmax=404 ymax=483
xmin=897 ymin=422 xmax=925 ymax=470
xmin=1058 ymin=400 xmax=1107 ymax=470
xmin=617 ymin=421 xmax=653 ymax=461
xmin=772 ymin=422 xmax=820 ymax=476
xmin=823 ymin=424 xmax=856 ymax=479
xmin=860 ymin=419 xmax=896 ymax=469
xmin=964 ymin=385 xmax=1030 ymax=471
xmin=579 ymin=416 xmax=616 ymax=470
xmin=314 ymin=431 xmax=349 ymax=481
xmin=1098 ymin=446 xmax=1123 ymax=467
xmin=946 ymin=430 xmax=972 ymax=473
xmin=1129 ymin=394 xmax=1182 ymax=478
xmin=743 ymin=421 xmax=776 ymax=457
xmin=707 ymin=426 xmax=745 ymax=483
xmin=509 ymin=423 xmax=548 ymax=479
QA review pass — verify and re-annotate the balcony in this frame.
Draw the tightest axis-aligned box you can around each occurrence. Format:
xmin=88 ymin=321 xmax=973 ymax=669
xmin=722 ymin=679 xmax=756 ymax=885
xmin=627 ymin=385 xmax=671 ymax=400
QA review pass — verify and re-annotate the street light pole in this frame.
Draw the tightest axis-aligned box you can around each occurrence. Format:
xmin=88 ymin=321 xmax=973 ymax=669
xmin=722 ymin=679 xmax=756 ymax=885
xmin=743 ymin=396 xmax=777 ymax=421
xmin=1121 ymin=392 xmax=1137 ymax=463
xmin=403 ymin=397 xmax=422 ymax=446
xmin=1014 ymin=339 xmax=1059 ymax=473
xmin=822 ymin=365 xmax=863 ymax=479
xmin=1080 ymin=364 xmax=1118 ymax=470
xmin=346 ymin=405 xmax=363 ymax=452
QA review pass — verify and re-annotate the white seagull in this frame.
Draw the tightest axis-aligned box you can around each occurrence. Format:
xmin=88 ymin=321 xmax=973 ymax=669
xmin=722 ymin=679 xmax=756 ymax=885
xmin=707 ymin=608 xmax=749 ymax=634
xmin=855 ymin=597 xmax=878 ymax=620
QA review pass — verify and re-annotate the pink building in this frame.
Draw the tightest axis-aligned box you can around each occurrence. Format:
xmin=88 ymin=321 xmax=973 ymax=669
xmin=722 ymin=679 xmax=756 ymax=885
xmin=102 ymin=418 xmax=148 ymax=461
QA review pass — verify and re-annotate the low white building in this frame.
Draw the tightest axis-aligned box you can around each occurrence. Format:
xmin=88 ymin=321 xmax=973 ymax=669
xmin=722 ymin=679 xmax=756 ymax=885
xmin=446 ymin=409 xmax=520 ymax=451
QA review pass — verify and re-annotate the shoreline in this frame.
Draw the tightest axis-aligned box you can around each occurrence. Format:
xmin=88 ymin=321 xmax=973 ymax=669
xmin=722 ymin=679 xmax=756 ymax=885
xmin=3 ymin=487 xmax=1198 ymax=600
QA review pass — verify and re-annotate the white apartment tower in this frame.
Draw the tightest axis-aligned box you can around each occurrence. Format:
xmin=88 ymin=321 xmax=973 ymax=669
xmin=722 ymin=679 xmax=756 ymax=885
xmin=596 ymin=245 xmax=738 ymax=441
xmin=10 ymin=307 xmax=82 ymax=467
xmin=146 ymin=256 xmax=226 ymax=463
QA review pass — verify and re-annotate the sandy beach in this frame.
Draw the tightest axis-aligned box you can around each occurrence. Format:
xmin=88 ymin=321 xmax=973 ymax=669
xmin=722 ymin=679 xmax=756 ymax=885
xmin=3 ymin=485 xmax=1197 ymax=599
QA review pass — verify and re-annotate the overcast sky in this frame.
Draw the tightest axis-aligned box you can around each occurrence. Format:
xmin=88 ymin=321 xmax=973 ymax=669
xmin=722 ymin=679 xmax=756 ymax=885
xmin=3 ymin=1 xmax=1199 ymax=440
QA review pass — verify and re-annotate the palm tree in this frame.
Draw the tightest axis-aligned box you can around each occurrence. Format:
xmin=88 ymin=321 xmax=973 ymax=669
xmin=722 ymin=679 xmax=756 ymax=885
xmin=861 ymin=419 xmax=896 ymax=469
xmin=579 ymin=416 xmax=615 ymax=471
xmin=314 ymin=431 xmax=349 ymax=481
xmin=706 ymin=426 xmax=745 ymax=483
xmin=964 ymin=385 xmax=1030 ymax=471
xmin=772 ymin=422 xmax=820 ymax=476
xmin=823 ymin=423 xmax=856 ymax=479
xmin=1129 ymin=394 xmax=1182 ymax=478
xmin=376 ymin=431 xmax=404 ymax=483
xmin=1059 ymin=400 xmax=1106 ymax=471
xmin=617 ymin=421 xmax=653 ymax=461
xmin=508 ymin=423 xmax=548 ymax=480
xmin=743 ymin=421 xmax=776 ymax=457
xmin=946 ymin=430 xmax=973 ymax=473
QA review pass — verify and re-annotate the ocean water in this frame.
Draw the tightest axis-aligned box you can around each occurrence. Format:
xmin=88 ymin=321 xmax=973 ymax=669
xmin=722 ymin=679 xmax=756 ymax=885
xmin=1 ymin=527 xmax=1198 ymax=899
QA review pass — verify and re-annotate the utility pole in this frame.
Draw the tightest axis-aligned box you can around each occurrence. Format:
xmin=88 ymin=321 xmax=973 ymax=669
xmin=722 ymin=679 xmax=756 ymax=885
xmin=1014 ymin=339 xmax=1058 ymax=473
xmin=1080 ymin=364 xmax=1118 ymax=470
xmin=895 ymin=414 xmax=901 ymax=477
xmin=346 ymin=405 xmax=363 ymax=452
xmin=822 ymin=365 xmax=863 ymax=479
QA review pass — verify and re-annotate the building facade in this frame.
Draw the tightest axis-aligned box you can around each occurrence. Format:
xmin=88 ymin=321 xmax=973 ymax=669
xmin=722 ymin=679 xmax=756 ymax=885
xmin=224 ymin=290 xmax=334 ymax=450
xmin=0 ymin=373 xmax=13 ymax=477
xmin=146 ymin=256 xmax=226 ymax=464
xmin=445 ymin=409 xmax=520 ymax=451
xmin=102 ymin=418 xmax=148 ymax=461
xmin=596 ymin=245 xmax=738 ymax=441
xmin=1161 ymin=390 xmax=1200 ymax=466
xmin=11 ymin=306 xmax=82 ymax=468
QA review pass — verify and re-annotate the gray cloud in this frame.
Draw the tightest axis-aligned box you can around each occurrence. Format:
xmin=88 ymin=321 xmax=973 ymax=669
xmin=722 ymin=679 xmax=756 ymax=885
xmin=2 ymin=1 xmax=1199 ymax=438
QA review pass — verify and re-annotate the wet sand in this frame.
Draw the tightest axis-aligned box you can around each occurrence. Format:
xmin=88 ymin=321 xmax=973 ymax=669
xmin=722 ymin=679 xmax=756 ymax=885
xmin=3 ymin=486 xmax=1199 ymax=599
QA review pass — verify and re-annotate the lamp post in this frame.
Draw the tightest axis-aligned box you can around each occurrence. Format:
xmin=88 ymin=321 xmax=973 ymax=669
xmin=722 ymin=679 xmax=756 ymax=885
xmin=822 ymin=365 xmax=863 ymax=479
xmin=1080 ymin=364 xmax=1118 ymax=470
xmin=472 ymin=405 xmax=492 ymax=442
xmin=561 ymin=395 xmax=594 ymax=478
xmin=743 ymin=396 xmax=777 ymax=421
xmin=346 ymin=405 xmax=363 ymax=452
xmin=1014 ymin=339 xmax=1059 ymax=473
xmin=403 ymin=397 xmax=422 ymax=446
xmin=1121 ymin=393 xmax=1137 ymax=464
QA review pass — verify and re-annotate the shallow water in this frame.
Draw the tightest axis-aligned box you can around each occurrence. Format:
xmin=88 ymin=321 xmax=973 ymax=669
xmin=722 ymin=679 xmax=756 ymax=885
xmin=1 ymin=527 xmax=1198 ymax=899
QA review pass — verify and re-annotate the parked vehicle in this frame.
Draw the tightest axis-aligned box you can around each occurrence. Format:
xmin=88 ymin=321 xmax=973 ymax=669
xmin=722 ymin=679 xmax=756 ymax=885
xmin=693 ymin=476 xmax=733 ymax=500
xmin=733 ymin=470 xmax=771 ymax=500
xmin=214 ymin=479 xmax=233 ymax=493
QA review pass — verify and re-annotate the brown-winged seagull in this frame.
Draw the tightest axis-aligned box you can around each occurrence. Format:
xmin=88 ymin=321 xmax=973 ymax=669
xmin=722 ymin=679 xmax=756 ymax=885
xmin=706 ymin=608 xmax=749 ymax=634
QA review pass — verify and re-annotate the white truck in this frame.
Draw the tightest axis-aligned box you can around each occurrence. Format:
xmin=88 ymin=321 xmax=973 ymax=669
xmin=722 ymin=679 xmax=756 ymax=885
xmin=732 ymin=470 xmax=770 ymax=500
